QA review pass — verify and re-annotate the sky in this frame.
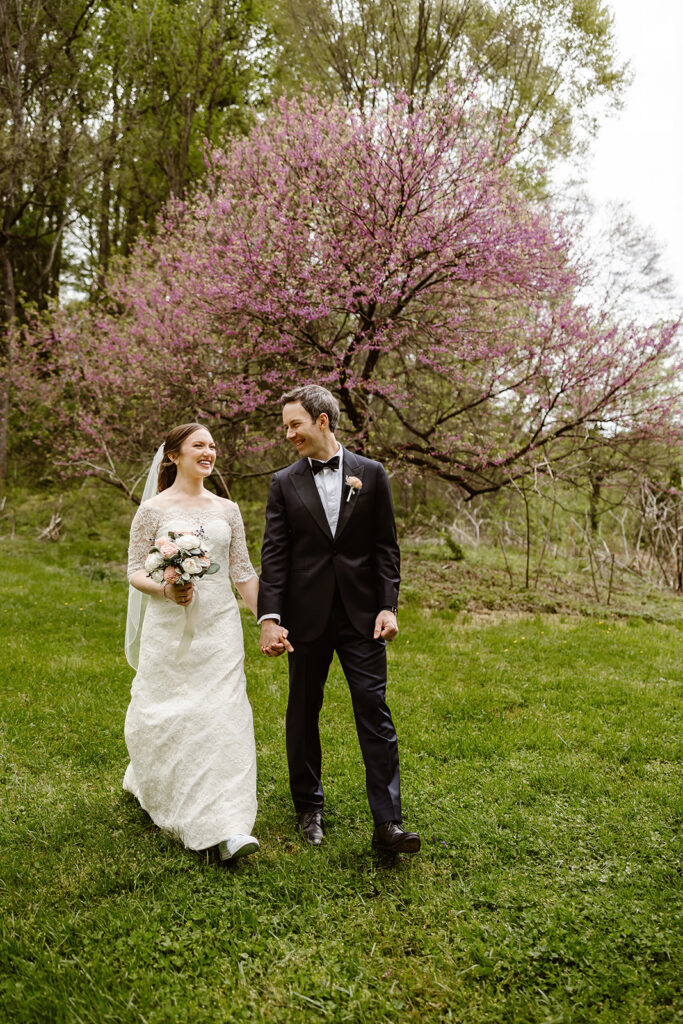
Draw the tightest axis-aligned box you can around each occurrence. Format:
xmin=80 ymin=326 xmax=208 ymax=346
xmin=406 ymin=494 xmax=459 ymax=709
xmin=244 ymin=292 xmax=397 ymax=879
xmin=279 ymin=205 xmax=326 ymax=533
xmin=585 ymin=0 xmax=683 ymax=299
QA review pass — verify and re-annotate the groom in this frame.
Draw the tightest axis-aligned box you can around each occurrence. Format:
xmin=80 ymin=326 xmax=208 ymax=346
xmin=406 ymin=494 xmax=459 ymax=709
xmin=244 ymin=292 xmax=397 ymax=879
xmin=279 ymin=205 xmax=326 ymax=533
xmin=258 ymin=384 xmax=420 ymax=853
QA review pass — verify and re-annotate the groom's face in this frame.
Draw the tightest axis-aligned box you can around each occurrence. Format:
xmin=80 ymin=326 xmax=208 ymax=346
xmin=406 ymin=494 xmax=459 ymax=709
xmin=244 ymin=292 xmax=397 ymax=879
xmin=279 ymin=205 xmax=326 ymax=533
xmin=282 ymin=401 xmax=328 ymax=460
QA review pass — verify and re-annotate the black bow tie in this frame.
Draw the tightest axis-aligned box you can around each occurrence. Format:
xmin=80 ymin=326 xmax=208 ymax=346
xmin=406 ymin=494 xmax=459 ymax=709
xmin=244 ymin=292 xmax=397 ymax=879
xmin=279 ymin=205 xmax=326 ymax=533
xmin=311 ymin=455 xmax=340 ymax=475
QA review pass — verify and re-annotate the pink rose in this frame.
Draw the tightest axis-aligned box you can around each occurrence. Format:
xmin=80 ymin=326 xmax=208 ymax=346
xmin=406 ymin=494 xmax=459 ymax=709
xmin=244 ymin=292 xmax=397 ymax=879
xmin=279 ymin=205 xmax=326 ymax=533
xmin=163 ymin=565 xmax=182 ymax=584
xmin=199 ymin=556 xmax=211 ymax=568
xmin=156 ymin=539 xmax=180 ymax=559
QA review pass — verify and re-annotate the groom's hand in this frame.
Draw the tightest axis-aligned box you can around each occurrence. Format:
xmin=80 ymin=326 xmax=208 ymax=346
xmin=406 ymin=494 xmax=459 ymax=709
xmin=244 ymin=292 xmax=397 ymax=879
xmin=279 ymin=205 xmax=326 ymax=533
xmin=259 ymin=619 xmax=294 ymax=657
xmin=374 ymin=610 xmax=398 ymax=642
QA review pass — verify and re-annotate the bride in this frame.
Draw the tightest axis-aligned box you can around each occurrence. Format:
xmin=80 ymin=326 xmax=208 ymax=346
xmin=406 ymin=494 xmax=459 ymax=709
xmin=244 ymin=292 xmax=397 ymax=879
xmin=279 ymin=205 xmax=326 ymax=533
xmin=124 ymin=422 xmax=260 ymax=861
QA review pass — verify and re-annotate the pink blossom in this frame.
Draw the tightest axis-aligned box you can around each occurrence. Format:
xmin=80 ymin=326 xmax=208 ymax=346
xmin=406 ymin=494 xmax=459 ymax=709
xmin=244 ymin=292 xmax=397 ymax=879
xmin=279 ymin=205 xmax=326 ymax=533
xmin=156 ymin=539 xmax=180 ymax=559
xmin=14 ymin=88 xmax=681 ymax=499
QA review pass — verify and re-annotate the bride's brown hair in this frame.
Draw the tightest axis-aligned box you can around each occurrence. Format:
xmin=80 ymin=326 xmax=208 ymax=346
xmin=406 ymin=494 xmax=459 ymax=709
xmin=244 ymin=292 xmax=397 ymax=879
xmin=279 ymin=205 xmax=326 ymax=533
xmin=157 ymin=422 xmax=205 ymax=492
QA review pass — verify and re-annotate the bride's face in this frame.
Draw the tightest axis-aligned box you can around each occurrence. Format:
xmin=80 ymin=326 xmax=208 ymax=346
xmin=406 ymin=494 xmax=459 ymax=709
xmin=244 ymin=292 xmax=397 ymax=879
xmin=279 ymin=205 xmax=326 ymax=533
xmin=173 ymin=428 xmax=216 ymax=482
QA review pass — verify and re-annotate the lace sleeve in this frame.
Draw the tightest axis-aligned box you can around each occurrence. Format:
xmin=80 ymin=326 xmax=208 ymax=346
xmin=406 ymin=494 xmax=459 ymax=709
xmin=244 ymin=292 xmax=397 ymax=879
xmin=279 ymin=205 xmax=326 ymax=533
xmin=127 ymin=505 xmax=160 ymax=581
xmin=227 ymin=502 xmax=257 ymax=583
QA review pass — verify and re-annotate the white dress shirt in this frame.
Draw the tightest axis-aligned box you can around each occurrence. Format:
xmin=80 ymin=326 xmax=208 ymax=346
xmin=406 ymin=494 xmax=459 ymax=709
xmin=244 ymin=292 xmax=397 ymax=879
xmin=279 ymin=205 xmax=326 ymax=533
xmin=311 ymin=443 xmax=343 ymax=535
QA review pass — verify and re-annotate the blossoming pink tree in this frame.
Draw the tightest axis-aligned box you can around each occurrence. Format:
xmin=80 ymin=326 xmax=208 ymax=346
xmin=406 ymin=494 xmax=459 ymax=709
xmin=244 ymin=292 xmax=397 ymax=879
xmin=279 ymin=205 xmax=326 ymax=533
xmin=18 ymin=89 xmax=681 ymax=497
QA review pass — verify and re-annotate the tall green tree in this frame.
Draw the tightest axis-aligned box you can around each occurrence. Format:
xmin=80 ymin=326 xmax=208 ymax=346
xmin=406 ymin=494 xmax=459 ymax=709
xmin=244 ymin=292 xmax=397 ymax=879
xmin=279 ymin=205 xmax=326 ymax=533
xmin=0 ymin=0 xmax=104 ymax=488
xmin=0 ymin=0 xmax=270 ymax=490
xmin=77 ymin=0 xmax=272 ymax=286
xmin=272 ymin=0 xmax=627 ymax=174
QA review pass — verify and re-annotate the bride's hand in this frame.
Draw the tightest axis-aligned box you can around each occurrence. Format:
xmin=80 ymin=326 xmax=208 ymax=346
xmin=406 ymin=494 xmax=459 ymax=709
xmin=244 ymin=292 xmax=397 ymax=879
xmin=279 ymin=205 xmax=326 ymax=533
xmin=164 ymin=581 xmax=194 ymax=606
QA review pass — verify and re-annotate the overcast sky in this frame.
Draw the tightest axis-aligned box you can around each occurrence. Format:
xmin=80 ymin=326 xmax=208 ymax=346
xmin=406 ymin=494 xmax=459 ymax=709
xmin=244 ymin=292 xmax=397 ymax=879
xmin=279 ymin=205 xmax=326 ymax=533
xmin=586 ymin=0 xmax=683 ymax=298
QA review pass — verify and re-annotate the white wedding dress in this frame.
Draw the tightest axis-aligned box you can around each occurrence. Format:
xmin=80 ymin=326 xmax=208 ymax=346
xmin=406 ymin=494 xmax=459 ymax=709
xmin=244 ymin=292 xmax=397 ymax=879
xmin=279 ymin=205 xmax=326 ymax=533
xmin=124 ymin=501 xmax=257 ymax=850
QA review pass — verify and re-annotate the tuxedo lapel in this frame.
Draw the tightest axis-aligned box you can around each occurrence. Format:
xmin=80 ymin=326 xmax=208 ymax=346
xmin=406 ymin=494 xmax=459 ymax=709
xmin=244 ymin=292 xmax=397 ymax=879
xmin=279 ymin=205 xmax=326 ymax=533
xmin=290 ymin=459 xmax=334 ymax=540
xmin=335 ymin=449 xmax=365 ymax=539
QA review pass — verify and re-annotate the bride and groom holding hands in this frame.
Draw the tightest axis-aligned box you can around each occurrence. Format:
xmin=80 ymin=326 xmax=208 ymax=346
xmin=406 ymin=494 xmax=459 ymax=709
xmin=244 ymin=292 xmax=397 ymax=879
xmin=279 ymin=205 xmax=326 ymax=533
xmin=124 ymin=384 xmax=421 ymax=862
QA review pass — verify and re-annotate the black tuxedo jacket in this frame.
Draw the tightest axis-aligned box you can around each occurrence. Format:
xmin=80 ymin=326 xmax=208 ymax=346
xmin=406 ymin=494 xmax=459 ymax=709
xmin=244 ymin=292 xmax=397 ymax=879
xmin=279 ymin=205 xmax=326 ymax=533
xmin=258 ymin=447 xmax=400 ymax=642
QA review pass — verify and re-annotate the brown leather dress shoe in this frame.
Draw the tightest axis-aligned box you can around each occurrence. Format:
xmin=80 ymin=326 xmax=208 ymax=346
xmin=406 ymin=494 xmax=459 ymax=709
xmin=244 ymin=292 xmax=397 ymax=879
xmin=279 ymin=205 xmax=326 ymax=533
xmin=372 ymin=821 xmax=421 ymax=853
xmin=298 ymin=810 xmax=324 ymax=845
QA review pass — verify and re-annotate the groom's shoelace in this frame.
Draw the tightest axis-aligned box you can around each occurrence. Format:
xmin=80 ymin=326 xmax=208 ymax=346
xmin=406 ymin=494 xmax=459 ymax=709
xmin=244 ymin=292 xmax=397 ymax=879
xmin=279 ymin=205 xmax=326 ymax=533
xmin=310 ymin=456 xmax=340 ymax=474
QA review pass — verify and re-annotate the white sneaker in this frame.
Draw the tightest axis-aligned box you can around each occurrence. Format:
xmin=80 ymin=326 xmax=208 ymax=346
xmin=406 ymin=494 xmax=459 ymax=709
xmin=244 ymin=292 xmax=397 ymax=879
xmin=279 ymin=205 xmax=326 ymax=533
xmin=218 ymin=834 xmax=260 ymax=861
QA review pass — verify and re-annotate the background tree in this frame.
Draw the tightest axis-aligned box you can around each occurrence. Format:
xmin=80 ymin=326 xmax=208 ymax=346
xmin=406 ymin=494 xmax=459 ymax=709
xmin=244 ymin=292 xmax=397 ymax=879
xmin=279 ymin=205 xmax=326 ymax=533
xmin=571 ymin=196 xmax=679 ymax=321
xmin=0 ymin=0 xmax=270 ymax=492
xmin=0 ymin=0 xmax=104 ymax=491
xmin=74 ymin=0 xmax=272 ymax=288
xmin=18 ymin=91 xmax=680 ymax=499
xmin=548 ymin=189 xmax=682 ymax=539
xmin=272 ymin=0 xmax=628 ymax=177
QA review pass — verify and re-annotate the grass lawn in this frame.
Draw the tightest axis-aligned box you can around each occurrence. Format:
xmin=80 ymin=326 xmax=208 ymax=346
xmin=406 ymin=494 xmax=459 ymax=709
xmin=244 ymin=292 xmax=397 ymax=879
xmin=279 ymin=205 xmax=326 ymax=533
xmin=1 ymin=528 xmax=682 ymax=1022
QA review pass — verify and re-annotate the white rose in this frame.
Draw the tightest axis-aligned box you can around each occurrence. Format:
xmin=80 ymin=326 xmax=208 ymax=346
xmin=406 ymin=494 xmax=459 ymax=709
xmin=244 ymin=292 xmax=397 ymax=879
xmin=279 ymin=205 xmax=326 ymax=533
xmin=176 ymin=534 xmax=201 ymax=551
xmin=181 ymin=556 xmax=204 ymax=575
xmin=149 ymin=568 xmax=165 ymax=583
xmin=145 ymin=551 xmax=165 ymax=572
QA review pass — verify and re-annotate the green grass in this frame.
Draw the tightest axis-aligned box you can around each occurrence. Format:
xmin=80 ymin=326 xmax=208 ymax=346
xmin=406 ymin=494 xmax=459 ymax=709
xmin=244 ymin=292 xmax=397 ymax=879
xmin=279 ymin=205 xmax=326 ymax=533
xmin=1 ymin=522 xmax=682 ymax=1022
xmin=399 ymin=537 xmax=683 ymax=624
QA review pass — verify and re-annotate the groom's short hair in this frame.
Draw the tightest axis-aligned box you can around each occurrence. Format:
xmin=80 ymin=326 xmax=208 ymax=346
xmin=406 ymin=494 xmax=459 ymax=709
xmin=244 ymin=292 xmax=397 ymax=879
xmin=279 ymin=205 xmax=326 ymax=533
xmin=281 ymin=385 xmax=340 ymax=431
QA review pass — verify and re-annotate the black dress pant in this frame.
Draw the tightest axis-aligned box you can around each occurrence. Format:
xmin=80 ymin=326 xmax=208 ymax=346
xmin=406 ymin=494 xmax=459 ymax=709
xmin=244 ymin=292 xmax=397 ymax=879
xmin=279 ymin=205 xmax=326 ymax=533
xmin=286 ymin=593 xmax=402 ymax=825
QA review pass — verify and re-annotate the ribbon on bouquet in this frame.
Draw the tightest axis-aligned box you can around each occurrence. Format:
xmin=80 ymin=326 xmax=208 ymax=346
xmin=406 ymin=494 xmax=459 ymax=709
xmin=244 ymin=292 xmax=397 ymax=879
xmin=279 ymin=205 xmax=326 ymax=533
xmin=176 ymin=589 xmax=200 ymax=660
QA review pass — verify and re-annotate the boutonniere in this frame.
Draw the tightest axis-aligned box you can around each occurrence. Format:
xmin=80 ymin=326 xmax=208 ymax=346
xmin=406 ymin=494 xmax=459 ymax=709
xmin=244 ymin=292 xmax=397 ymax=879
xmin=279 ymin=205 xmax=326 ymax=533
xmin=345 ymin=475 xmax=362 ymax=503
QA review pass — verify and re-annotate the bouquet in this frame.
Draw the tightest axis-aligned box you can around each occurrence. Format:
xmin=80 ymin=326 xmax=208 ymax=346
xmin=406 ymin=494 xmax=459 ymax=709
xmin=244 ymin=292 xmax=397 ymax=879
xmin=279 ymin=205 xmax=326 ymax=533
xmin=144 ymin=529 xmax=220 ymax=586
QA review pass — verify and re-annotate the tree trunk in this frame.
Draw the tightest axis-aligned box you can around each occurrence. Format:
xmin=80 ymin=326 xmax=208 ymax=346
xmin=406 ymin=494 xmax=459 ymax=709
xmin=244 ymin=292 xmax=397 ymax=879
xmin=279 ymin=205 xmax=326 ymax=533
xmin=589 ymin=473 xmax=603 ymax=536
xmin=97 ymin=78 xmax=121 ymax=282
xmin=0 ymin=239 xmax=17 ymax=494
